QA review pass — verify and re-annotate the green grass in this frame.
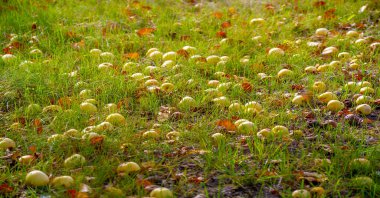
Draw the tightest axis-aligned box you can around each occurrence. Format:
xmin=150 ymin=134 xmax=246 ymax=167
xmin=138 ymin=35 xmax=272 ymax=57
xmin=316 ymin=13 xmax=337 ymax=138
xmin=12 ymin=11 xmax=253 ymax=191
xmin=1 ymin=0 xmax=379 ymax=197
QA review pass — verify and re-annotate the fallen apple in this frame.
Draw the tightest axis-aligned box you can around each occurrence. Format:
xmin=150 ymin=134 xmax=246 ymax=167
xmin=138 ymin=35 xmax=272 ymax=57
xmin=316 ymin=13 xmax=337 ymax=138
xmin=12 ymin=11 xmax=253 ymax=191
xmin=106 ymin=113 xmax=126 ymax=126
xmin=98 ymin=62 xmax=113 ymax=71
xmin=48 ymin=134 xmax=65 ymax=142
xmin=100 ymin=52 xmax=115 ymax=59
xmin=160 ymin=83 xmax=175 ymax=93
xmin=52 ymin=176 xmax=74 ymax=188
xmin=356 ymin=95 xmax=373 ymax=104
xmin=271 ymin=125 xmax=289 ymax=137
xmin=338 ymin=52 xmax=350 ymax=60
xmin=329 ymin=60 xmax=342 ymax=68
xmin=166 ymin=131 xmax=180 ymax=140
xmin=206 ymin=55 xmax=221 ymax=64
xmin=104 ymin=103 xmax=118 ymax=112
xmin=250 ymin=18 xmax=266 ymax=25
xmin=30 ymin=48 xmax=42 ymax=55
xmin=90 ymin=48 xmax=102 ymax=56
xmin=292 ymin=95 xmax=305 ymax=105
xmin=277 ymin=69 xmax=293 ymax=78
xmin=359 ymin=87 xmax=374 ymax=95
xmin=211 ymin=133 xmax=225 ymax=142
xmin=80 ymin=102 xmax=97 ymax=114
xmin=257 ymin=128 xmax=272 ymax=139
xmin=94 ymin=122 xmax=113 ymax=132
xmin=162 ymin=51 xmax=177 ymax=61
xmin=351 ymin=176 xmax=373 ymax=188
xmin=25 ymin=170 xmax=49 ymax=187
xmin=355 ymin=104 xmax=371 ymax=115
xmin=19 ymin=155 xmax=35 ymax=165
xmin=149 ymin=51 xmax=163 ymax=60
xmin=292 ymin=189 xmax=311 ymax=198
xmin=63 ymin=129 xmax=81 ymax=138
xmin=244 ymin=101 xmax=263 ymax=112
xmin=312 ymin=81 xmax=326 ymax=92
xmin=2 ymin=54 xmax=16 ymax=62
xmin=0 ymin=138 xmax=16 ymax=150
xmin=146 ymin=48 xmax=159 ymax=56
xmin=346 ymin=30 xmax=359 ymax=38
xmin=42 ymin=105 xmax=62 ymax=113
xmin=178 ymin=96 xmax=197 ymax=109
xmin=310 ymin=187 xmax=325 ymax=197
xmin=304 ymin=66 xmax=317 ymax=73
xmin=228 ymin=102 xmax=243 ymax=113
xmin=182 ymin=46 xmax=197 ymax=54
xmin=326 ymin=100 xmax=344 ymax=112
xmin=117 ymin=162 xmax=141 ymax=174
xmin=318 ymin=92 xmax=338 ymax=103
xmin=212 ymin=96 xmax=230 ymax=107
xmin=143 ymin=130 xmax=159 ymax=139
xmin=321 ymin=46 xmax=338 ymax=56
xmin=64 ymin=154 xmax=86 ymax=168
xmin=315 ymin=28 xmax=328 ymax=36
xmin=238 ymin=121 xmax=256 ymax=133
xmin=268 ymin=48 xmax=284 ymax=56
xmin=79 ymin=89 xmax=92 ymax=99
xmin=150 ymin=187 xmax=174 ymax=198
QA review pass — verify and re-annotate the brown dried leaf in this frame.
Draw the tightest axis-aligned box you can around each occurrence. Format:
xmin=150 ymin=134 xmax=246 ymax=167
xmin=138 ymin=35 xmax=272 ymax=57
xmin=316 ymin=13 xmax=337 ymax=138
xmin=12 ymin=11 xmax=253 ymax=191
xmin=241 ymin=82 xmax=252 ymax=92
xmin=90 ymin=136 xmax=104 ymax=145
xmin=323 ymin=8 xmax=336 ymax=19
xmin=313 ymin=1 xmax=326 ymax=7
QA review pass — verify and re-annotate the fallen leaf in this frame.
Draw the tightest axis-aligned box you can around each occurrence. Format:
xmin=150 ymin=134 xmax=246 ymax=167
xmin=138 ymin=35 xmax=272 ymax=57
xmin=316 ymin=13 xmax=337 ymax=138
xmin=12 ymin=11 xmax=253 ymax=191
xmin=90 ymin=136 xmax=104 ymax=145
xmin=212 ymin=11 xmax=223 ymax=19
xmin=228 ymin=7 xmax=237 ymax=15
xmin=221 ymin=21 xmax=232 ymax=28
xmin=29 ymin=145 xmax=37 ymax=154
xmin=136 ymin=179 xmax=153 ymax=187
xmin=241 ymin=82 xmax=252 ymax=92
xmin=216 ymin=119 xmax=237 ymax=131
xmin=216 ymin=31 xmax=227 ymax=38
xmin=137 ymin=28 xmax=155 ymax=37
xmin=180 ymin=35 xmax=191 ymax=41
xmin=33 ymin=119 xmax=43 ymax=134
xmin=176 ymin=49 xmax=189 ymax=59
xmin=124 ymin=52 xmax=140 ymax=60
xmin=0 ymin=183 xmax=13 ymax=193
xmin=313 ymin=1 xmax=326 ymax=7
xmin=323 ymin=8 xmax=336 ymax=19
xmin=66 ymin=189 xmax=77 ymax=198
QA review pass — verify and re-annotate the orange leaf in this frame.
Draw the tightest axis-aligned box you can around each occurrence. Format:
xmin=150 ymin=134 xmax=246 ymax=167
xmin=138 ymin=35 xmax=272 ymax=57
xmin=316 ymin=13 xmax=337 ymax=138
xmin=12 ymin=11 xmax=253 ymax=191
xmin=58 ymin=96 xmax=72 ymax=108
xmin=241 ymin=82 xmax=252 ymax=92
xmin=323 ymin=8 xmax=336 ymax=19
xmin=265 ymin=3 xmax=275 ymax=11
xmin=137 ymin=28 xmax=156 ymax=37
xmin=124 ymin=52 xmax=140 ymax=60
xmin=216 ymin=119 xmax=237 ymax=131
xmin=33 ymin=119 xmax=43 ymax=134
xmin=176 ymin=49 xmax=189 ymax=59
xmin=221 ymin=21 xmax=231 ymax=28
xmin=90 ymin=136 xmax=104 ymax=145
xmin=29 ymin=145 xmax=37 ymax=154
xmin=216 ymin=31 xmax=227 ymax=38
xmin=212 ymin=11 xmax=223 ymax=19
xmin=136 ymin=179 xmax=153 ymax=187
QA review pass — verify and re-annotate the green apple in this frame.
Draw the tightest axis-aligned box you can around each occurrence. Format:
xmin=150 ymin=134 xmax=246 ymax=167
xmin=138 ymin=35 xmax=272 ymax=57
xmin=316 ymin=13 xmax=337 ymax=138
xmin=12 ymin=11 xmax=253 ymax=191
xmin=80 ymin=102 xmax=97 ymax=114
xmin=100 ymin=52 xmax=114 ymax=59
xmin=212 ymin=96 xmax=230 ymax=107
xmin=64 ymin=154 xmax=86 ymax=168
xmin=162 ymin=51 xmax=177 ymax=61
xmin=149 ymin=51 xmax=163 ymax=60
xmin=79 ymin=89 xmax=92 ymax=99
xmin=356 ymin=95 xmax=373 ymax=104
xmin=292 ymin=95 xmax=305 ymax=105
xmin=271 ymin=125 xmax=289 ymax=137
xmin=90 ymin=48 xmax=102 ymax=56
xmin=312 ymin=81 xmax=326 ymax=92
xmin=52 ymin=176 xmax=74 ymax=188
xmin=244 ymin=101 xmax=263 ymax=112
xmin=250 ymin=18 xmax=265 ymax=25
xmin=150 ymin=187 xmax=174 ymax=198
xmin=146 ymin=48 xmax=159 ymax=56
xmin=117 ymin=162 xmax=141 ymax=174
xmin=228 ymin=102 xmax=243 ymax=113
xmin=238 ymin=121 xmax=256 ymax=133
xmin=321 ymin=46 xmax=338 ymax=56
xmin=106 ymin=113 xmax=126 ymax=126
xmin=2 ymin=54 xmax=16 ymax=62
xmin=63 ymin=129 xmax=81 ymax=138
xmin=25 ymin=170 xmax=49 ymax=187
xmin=346 ymin=30 xmax=359 ymax=38
xmin=160 ymin=83 xmax=175 ymax=93
xmin=292 ymin=189 xmax=311 ymax=198
xmin=19 ymin=155 xmax=35 ymax=165
xmin=360 ymin=87 xmax=375 ymax=95
xmin=0 ymin=138 xmax=16 ymax=150
xmin=268 ymin=48 xmax=284 ymax=56
xmin=206 ymin=55 xmax=221 ymax=64
xmin=304 ymin=66 xmax=317 ymax=73
xmin=104 ymin=103 xmax=118 ymax=112
xmin=42 ymin=105 xmax=62 ymax=113
xmin=178 ymin=96 xmax=197 ymax=109
xmin=277 ymin=69 xmax=293 ymax=78
xmin=166 ymin=131 xmax=180 ymax=140
xmin=143 ymin=130 xmax=159 ymax=139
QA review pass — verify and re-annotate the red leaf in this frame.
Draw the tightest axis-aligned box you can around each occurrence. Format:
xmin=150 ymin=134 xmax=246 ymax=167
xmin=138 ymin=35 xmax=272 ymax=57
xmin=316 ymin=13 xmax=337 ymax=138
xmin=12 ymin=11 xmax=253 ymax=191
xmin=0 ymin=183 xmax=13 ymax=193
xmin=216 ymin=119 xmax=237 ymax=131
xmin=313 ymin=1 xmax=326 ymax=7
xmin=221 ymin=21 xmax=232 ymax=28
xmin=66 ymin=189 xmax=77 ymax=198
xmin=137 ymin=28 xmax=156 ymax=37
xmin=323 ymin=8 xmax=336 ymax=19
xmin=241 ymin=82 xmax=252 ymax=92
xmin=216 ymin=31 xmax=227 ymax=38
xmin=212 ymin=11 xmax=223 ymax=19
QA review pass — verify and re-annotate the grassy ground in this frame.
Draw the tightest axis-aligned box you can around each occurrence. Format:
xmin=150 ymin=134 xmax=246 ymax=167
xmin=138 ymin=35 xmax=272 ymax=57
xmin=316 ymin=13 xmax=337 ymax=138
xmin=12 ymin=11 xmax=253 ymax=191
xmin=0 ymin=0 xmax=379 ymax=197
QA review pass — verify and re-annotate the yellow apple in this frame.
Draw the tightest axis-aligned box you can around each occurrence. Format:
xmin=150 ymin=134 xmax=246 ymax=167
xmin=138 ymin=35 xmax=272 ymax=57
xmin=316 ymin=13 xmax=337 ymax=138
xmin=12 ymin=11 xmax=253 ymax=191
xmin=106 ymin=113 xmax=126 ymax=126
xmin=0 ymin=138 xmax=16 ymax=150
xmin=64 ymin=154 xmax=86 ymax=168
xmin=268 ymin=48 xmax=285 ymax=56
xmin=80 ymin=102 xmax=97 ymax=114
xmin=326 ymin=100 xmax=344 ymax=112
xmin=318 ymin=92 xmax=338 ymax=103
xmin=117 ymin=162 xmax=141 ymax=174
xmin=52 ymin=176 xmax=74 ymax=188
xmin=315 ymin=28 xmax=328 ymax=36
xmin=356 ymin=104 xmax=371 ymax=115
xmin=150 ymin=187 xmax=174 ymax=198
